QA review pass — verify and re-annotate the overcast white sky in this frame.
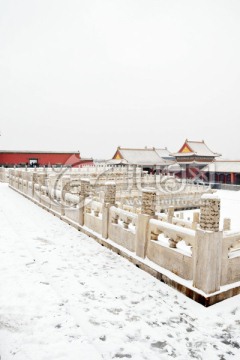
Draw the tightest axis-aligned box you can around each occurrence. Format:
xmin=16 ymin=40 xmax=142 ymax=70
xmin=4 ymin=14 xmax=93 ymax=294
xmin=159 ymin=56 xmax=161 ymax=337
xmin=0 ymin=0 xmax=240 ymax=159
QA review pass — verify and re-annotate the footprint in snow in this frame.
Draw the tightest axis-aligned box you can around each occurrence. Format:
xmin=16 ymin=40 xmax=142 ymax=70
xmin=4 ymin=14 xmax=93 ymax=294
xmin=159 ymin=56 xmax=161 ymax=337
xmin=114 ymin=354 xmax=132 ymax=359
xmin=151 ymin=340 xmax=167 ymax=349
xmin=107 ymin=308 xmax=123 ymax=315
xmin=34 ymin=236 xmax=53 ymax=245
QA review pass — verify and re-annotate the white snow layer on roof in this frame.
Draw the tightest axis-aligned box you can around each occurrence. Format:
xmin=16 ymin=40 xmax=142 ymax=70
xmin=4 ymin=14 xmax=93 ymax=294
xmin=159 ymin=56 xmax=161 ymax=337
xmin=204 ymin=161 xmax=240 ymax=173
xmin=155 ymin=148 xmax=173 ymax=158
xmin=187 ymin=141 xmax=218 ymax=156
xmin=119 ymin=149 xmax=167 ymax=165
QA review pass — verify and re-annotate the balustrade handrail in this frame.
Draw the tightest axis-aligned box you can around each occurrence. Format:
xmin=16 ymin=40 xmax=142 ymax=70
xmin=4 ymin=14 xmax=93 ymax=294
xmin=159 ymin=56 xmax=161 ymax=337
xmin=150 ymin=218 xmax=195 ymax=247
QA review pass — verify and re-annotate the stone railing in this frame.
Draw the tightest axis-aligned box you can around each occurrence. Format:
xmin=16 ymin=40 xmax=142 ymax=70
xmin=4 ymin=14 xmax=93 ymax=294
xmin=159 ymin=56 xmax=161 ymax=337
xmin=4 ymin=166 xmax=212 ymax=194
xmin=84 ymin=200 xmax=103 ymax=234
xmin=0 ymin=168 xmax=9 ymax=182
xmin=146 ymin=219 xmax=195 ymax=279
xmin=221 ymin=231 xmax=240 ymax=286
xmin=157 ymin=210 xmax=200 ymax=230
xmin=8 ymin=169 xmax=240 ymax=301
xmin=108 ymin=207 xmax=137 ymax=252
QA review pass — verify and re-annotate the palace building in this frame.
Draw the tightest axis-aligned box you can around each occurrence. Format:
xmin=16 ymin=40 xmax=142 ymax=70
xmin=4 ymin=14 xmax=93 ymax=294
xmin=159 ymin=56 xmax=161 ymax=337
xmin=172 ymin=139 xmax=221 ymax=179
xmin=0 ymin=150 xmax=93 ymax=168
xmin=111 ymin=146 xmax=174 ymax=172
xmin=173 ymin=139 xmax=221 ymax=165
xmin=203 ymin=160 xmax=240 ymax=185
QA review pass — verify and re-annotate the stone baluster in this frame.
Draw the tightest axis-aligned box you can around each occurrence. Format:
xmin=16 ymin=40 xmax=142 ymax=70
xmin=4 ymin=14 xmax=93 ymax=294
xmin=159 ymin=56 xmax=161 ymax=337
xmin=85 ymin=205 xmax=91 ymax=214
xmin=151 ymin=229 xmax=160 ymax=241
xmin=94 ymin=209 xmax=100 ymax=217
xmin=123 ymin=217 xmax=131 ymax=229
xmin=18 ymin=171 xmax=22 ymax=191
xmin=223 ymin=218 xmax=231 ymax=231
xmin=169 ymin=236 xmax=181 ymax=248
xmin=112 ymin=213 xmax=119 ymax=224
xmin=192 ymin=211 xmax=200 ymax=230
xmin=167 ymin=206 xmax=174 ymax=224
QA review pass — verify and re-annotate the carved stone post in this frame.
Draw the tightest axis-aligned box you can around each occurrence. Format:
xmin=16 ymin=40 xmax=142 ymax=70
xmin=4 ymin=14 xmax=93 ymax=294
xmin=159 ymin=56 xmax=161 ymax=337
xmin=80 ymin=178 xmax=90 ymax=198
xmin=61 ymin=176 xmax=71 ymax=200
xmin=200 ymin=194 xmax=220 ymax=232
xmin=141 ymin=188 xmax=156 ymax=216
xmin=25 ymin=172 xmax=29 ymax=195
xmin=18 ymin=171 xmax=22 ymax=191
xmin=61 ymin=176 xmax=71 ymax=216
xmin=102 ymin=181 xmax=116 ymax=239
xmin=79 ymin=178 xmax=90 ymax=226
xmin=136 ymin=214 xmax=150 ymax=258
xmin=136 ymin=188 xmax=156 ymax=259
xmin=32 ymin=172 xmax=38 ymax=199
xmin=38 ymin=173 xmax=47 ymax=187
xmin=38 ymin=173 xmax=47 ymax=204
xmin=104 ymin=181 xmax=116 ymax=205
xmin=132 ymin=165 xmax=138 ymax=190
xmin=193 ymin=194 xmax=222 ymax=294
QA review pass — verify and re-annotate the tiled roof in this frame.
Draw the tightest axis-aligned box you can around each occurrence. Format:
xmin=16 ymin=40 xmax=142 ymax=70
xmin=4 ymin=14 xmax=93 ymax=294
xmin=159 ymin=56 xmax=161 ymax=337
xmin=203 ymin=161 xmax=240 ymax=173
xmin=155 ymin=148 xmax=174 ymax=159
xmin=173 ymin=140 xmax=221 ymax=157
xmin=116 ymin=147 xmax=173 ymax=166
xmin=186 ymin=141 xmax=220 ymax=157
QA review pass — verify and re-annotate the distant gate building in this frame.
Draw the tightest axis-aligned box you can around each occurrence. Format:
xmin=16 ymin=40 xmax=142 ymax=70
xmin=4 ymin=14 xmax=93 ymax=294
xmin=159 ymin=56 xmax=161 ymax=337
xmin=0 ymin=150 xmax=93 ymax=168
xmin=112 ymin=146 xmax=174 ymax=172
xmin=172 ymin=140 xmax=221 ymax=179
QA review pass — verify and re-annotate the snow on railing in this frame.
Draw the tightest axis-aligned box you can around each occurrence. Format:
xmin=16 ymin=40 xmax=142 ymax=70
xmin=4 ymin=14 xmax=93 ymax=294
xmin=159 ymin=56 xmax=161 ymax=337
xmin=9 ymin=168 xmax=240 ymax=296
xmin=149 ymin=218 xmax=195 ymax=249
xmin=223 ymin=231 xmax=240 ymax=257
xmin=85 ymin=200 xmax=103 ymax=217
xmin=110 ymin=206 xmax=137 ymax=231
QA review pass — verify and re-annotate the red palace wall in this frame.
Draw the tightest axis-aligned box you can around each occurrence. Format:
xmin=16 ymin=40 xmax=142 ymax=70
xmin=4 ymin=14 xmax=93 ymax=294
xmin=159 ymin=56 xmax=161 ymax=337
xmin=0 ymin=152 xmax=93 ymax=167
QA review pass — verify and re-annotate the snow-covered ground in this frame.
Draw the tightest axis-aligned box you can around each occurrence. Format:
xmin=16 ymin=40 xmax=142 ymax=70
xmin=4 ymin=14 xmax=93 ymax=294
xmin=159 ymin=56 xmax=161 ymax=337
xmin=216 ymin=190 xmax=240 ymax=231
xmin=176 ymin=189 xmax=240 ymax=231
xmin=0 ymin=183 xmax=240 ymax=360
